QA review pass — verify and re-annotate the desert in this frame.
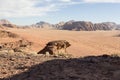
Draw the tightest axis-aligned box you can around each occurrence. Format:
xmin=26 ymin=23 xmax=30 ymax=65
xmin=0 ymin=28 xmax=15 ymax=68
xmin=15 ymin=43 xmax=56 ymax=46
xmin=0 ymin=26 xmax=120 ymax=80
xmin=2 ymin=28 xmax=120 ymax=57
xmin=0 ymin=1 xmax=120 ymax=79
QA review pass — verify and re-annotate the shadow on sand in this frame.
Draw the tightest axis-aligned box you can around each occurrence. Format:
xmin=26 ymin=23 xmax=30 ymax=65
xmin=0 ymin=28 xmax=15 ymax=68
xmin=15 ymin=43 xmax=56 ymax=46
xmin=1 ymin=55 xmax=120 ymax=80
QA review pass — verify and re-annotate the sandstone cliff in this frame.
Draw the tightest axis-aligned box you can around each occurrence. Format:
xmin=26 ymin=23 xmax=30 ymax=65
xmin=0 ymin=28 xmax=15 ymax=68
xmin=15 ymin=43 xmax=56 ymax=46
xmin=0 ymin=19 xmax=17 ymax=28
xmin=60 ymin=21 xmax=117 ymax=31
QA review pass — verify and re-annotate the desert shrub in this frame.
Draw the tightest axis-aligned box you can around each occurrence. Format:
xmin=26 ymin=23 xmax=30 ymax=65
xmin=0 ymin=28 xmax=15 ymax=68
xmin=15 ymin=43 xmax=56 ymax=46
xmin=111 ymin=54 xmax=120 ymax=57
xmin=114 ymin=34 xmax=120 ymax=37
xmin=55 ymin=53 xmax=74 ymax=58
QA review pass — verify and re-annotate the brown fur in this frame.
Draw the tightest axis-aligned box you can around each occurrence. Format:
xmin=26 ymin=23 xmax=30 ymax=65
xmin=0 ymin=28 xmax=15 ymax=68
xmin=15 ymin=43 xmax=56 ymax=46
xmin=37 ymin=40 xmax=71 ymax=55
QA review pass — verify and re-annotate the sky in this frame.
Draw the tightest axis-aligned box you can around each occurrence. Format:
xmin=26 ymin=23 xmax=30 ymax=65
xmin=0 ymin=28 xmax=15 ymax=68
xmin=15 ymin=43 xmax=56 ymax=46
xmin=0 ymin=0 xmax=120 ymax=25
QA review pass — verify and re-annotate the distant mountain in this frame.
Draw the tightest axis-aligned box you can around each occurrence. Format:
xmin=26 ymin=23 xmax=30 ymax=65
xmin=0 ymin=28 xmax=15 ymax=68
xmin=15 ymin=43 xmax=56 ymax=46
xmin=0 ymin=19 xmax=17 ymax=28
xmin=54 ymin=21 xmax=65 ymax=29
xmin=93 ymin=22 xmax=113 ymax=31
xmin=29 ymin=20 xmax=120 ymax=31
xmin=0 ymin=19 xmax=119 ymax=31
xmin=30 ymin=21 xmax=54 ymax=29
xmin=116 ymin=25 xmax=120 ymax=30
xmin=60 ymin=21 xmax=94 ymax=31
xmin=0 ymin=19 xmax=11 ymax=24
xmin=59 ymin=21 xmax=119 ymax=31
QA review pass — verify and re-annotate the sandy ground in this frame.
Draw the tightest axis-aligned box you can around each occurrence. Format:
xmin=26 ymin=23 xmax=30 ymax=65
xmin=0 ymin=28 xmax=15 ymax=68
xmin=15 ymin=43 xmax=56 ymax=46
xmin=1 ymin=28 xmax=120 ymax=57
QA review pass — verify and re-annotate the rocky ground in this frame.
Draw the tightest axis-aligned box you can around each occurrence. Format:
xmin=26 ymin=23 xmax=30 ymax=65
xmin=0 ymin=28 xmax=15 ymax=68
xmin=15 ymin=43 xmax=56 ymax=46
xmin=0 ymin=30 xmax=19 ymax=38
xmin=0 ymin=52 xmax=120 ymax=80
xmin=0 ymin=52 xmax=55 ymax=79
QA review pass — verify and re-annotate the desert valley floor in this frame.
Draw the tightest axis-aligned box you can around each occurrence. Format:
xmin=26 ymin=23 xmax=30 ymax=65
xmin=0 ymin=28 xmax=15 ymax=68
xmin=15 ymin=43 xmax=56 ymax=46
xmin=0 ymin=28 xmax=120 ymax=80
xmin=1 ymin=28 xmax=120 ymax=57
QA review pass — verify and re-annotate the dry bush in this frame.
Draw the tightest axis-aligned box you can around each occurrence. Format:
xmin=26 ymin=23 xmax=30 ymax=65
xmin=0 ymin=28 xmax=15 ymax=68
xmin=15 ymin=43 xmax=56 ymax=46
xmin=111 ymin=53 xmax=120 ymax=57
xmin=114 ymin=34 xmax=120 ymax=37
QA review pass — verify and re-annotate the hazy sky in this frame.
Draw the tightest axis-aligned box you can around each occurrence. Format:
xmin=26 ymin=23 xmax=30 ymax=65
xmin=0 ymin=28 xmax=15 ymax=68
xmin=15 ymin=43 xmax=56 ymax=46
xmin=0 ymin=0 xmax=120 ymax=25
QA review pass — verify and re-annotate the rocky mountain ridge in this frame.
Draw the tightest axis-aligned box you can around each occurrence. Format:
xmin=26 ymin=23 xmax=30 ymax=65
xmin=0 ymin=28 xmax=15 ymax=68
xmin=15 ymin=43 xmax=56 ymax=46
xmin=59 ymin=21 xmax=118 ymax=31
xmin=0 ymin=19 xmax=120 ymax=31
xmin=30 ymin=21 xmax=54 ymax=29
xmin=30 ymin=20 xmax=120 ymax=31
xmin=0 ymin=19 xmax=17 ymax=28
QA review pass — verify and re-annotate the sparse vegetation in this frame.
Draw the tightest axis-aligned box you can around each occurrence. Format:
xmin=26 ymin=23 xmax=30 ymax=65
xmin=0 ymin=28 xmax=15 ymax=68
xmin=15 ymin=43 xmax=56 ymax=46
xmin=111 ymin=53 xmax=120 ymax=57
xmin=116 ymin=34 xmax=120 ymax=37
xmin=56 ymin=53 xmax=74 ymax=58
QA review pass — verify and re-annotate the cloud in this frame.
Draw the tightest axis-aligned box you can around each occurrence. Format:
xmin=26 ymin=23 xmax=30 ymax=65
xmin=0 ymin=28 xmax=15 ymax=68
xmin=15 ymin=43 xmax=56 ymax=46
xmin=83 ymin=0 xmax=120 ymax=3
xmin=1 ymin=0 xmax=118 ymax=18
xmin=60 ymin=0 xmax=71 ymax=2
xmin=0 ymin=0 xmax=80 ymax=18
xmin=0 ymin=0 xmax=58 ymax=18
